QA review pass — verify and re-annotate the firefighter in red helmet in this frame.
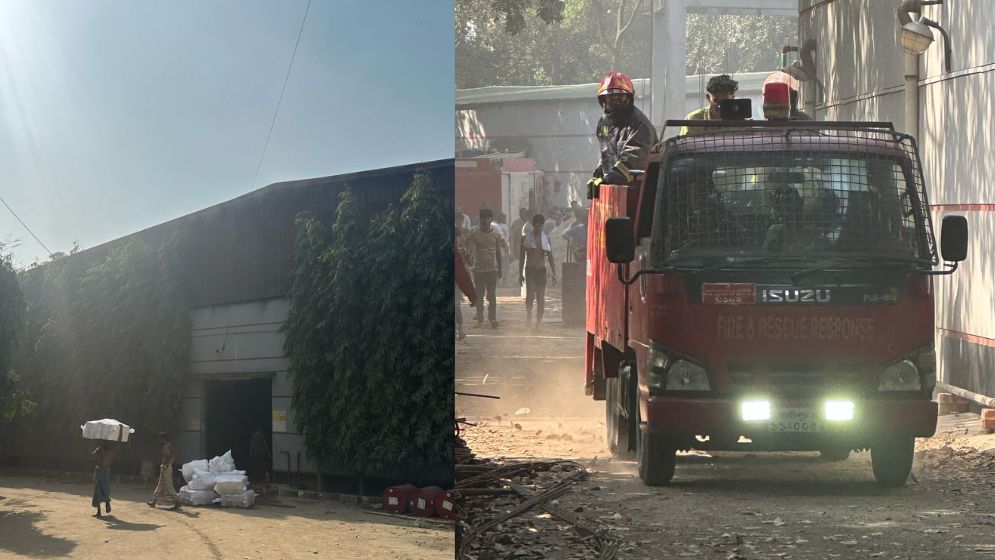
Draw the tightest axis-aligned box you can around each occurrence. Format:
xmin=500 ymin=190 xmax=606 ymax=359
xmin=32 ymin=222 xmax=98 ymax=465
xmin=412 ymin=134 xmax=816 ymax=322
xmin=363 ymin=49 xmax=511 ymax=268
xmin=587 ymin=71 xmax=658 ymax=198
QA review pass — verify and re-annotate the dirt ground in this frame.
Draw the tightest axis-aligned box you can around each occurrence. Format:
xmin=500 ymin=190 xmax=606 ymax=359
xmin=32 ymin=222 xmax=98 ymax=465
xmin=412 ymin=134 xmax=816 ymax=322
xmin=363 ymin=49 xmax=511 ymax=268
xmin=0 ymin=476 xmax=453 ymax=560
xmin=456 ymin=285 xmax=995 ymax=559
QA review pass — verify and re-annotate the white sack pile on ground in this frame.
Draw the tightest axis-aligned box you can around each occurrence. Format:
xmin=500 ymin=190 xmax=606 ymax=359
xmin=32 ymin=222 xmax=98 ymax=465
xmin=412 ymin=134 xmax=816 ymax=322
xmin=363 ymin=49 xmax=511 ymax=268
xmin=178 ymin=450 xmax=253 ymax=508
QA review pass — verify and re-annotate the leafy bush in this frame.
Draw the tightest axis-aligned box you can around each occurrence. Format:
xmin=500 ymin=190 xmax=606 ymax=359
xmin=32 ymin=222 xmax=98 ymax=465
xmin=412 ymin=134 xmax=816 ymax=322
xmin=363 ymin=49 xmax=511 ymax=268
xmin=0 ymin=249 xmax=31 ymax=421
xmin=284 ymin=173 xmax=453 ymax=487
xmin=6 ymin=236 xmax=190 ymax=453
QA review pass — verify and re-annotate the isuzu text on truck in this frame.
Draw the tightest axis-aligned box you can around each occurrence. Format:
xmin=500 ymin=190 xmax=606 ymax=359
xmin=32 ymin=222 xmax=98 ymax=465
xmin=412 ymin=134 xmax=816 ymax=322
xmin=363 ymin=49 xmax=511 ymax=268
xmin=585 ymin=120 xmax=968 ymax=486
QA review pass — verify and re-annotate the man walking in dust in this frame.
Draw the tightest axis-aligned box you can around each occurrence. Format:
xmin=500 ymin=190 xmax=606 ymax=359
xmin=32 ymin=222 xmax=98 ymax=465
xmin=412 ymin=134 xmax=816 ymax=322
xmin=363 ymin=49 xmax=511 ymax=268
xmin=147 ymin=432 xmax=181 ymax=510
xmin=91 ymin=441 xmax=119 ymax=517
xmin=519 ymin=214 xmax=557 ymax=328
xmin=466 ymin=208 xmax=503 ymax=328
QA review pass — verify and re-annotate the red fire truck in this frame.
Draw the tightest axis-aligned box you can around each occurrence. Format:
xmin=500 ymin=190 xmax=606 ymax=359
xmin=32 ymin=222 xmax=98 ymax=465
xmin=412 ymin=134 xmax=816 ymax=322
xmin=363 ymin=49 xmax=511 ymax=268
xmin=585 ymin=119 xmax=968 ymax=486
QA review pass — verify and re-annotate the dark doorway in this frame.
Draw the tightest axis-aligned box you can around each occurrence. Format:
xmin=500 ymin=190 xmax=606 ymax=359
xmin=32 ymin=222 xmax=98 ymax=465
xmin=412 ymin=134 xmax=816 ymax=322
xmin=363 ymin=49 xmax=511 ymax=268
xmin=205 ymin=377 xmax=271 ymax=471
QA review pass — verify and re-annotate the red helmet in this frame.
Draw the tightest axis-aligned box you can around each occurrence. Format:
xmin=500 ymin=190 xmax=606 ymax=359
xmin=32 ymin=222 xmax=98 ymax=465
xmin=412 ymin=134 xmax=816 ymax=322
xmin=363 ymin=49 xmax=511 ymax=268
xmin=763 ymin=71 xmax=800 ymax=92
xmin=597 ymin=71 xmax=634 ymax=97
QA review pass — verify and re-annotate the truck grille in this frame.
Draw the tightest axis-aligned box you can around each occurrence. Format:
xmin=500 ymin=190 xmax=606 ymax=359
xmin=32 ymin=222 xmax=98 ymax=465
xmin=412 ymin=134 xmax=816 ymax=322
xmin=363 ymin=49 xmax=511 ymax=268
xmin=725 ymin=362 xmax=865 ymax=397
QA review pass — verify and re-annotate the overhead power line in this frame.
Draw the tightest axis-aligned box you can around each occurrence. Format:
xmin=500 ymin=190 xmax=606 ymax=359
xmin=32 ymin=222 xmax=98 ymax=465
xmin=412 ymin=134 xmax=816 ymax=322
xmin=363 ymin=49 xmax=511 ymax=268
xmin=249 ymin=0 xmax=312 ymax=191
xmin=0 ymin=195 xmax=54 ymax=258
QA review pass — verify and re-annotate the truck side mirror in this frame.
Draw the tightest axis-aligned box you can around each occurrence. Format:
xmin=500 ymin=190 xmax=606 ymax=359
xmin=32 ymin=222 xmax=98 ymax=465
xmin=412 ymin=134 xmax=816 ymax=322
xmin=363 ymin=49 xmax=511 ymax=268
xmin=940 ymin=215 xmax=968 ymax=262
xmin=605 ymin=217 xmax=635 ymax=263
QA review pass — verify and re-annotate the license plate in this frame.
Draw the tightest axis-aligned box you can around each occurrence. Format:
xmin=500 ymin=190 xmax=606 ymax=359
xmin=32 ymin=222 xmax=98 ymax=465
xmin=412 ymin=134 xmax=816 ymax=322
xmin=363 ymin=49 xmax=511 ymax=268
xmin=769 ymin=408 xmax=821 ymax=432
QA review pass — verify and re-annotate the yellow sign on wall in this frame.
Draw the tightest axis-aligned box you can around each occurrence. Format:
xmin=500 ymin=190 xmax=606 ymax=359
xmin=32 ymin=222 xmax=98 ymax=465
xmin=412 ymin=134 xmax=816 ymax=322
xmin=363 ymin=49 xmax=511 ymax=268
xmin=272 ymin=410 xmax=287 ymax=432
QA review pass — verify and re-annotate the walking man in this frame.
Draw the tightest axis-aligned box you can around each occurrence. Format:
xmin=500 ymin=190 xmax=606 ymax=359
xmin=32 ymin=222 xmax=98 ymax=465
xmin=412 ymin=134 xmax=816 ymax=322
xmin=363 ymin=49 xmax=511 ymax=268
xmin=466 ymin=208 xmax=503 ymax=328
xmin=91 ymin=441 xmax=119 ymax=517
xmin=519 ymin=214 xmax=557 ymax=328
xmin=147 ymin=432 xmax=180 ymax=510
xmin=249 ymin=429 xmax=271 ymax=483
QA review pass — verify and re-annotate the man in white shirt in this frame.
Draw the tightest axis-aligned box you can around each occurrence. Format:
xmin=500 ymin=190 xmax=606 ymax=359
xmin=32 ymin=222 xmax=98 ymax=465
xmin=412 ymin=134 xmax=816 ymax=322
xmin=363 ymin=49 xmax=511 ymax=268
xmin=519 ymin=214 xmax=557 ymax=328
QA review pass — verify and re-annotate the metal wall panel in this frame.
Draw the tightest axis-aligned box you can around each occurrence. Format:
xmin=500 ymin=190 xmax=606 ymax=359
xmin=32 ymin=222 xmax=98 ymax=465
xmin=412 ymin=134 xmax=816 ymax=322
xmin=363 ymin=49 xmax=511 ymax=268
xmin=800 ymin=0 xmax=995 ymax=395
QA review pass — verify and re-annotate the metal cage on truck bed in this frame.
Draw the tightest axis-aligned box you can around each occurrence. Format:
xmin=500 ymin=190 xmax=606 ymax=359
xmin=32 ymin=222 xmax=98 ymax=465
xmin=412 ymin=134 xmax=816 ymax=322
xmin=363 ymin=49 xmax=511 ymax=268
xmin=650 ymin=121 xmax=938 ymax=268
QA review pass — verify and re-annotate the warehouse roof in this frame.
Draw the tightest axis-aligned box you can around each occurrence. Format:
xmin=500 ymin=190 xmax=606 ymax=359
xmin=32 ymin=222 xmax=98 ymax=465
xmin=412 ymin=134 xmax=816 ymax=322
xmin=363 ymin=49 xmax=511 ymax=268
xmin=456 ymin=72 xmax=771 ymax=107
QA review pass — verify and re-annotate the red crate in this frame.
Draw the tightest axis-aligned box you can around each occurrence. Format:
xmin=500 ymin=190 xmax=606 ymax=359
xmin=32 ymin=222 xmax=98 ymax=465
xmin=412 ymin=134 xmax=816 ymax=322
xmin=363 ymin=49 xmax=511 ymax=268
xmin=435 ymin=489 xmax=456 ymax=519
xmin=382 ymin=484 xmax=418 ymax=514
xmin=410 ymin=486 xmax=444 ymax=518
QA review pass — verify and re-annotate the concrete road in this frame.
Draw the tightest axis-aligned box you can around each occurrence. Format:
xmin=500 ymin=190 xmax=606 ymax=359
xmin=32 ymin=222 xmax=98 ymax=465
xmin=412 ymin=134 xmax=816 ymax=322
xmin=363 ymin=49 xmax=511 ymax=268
xmin=0 ymin=476 xmax=453 ymax=560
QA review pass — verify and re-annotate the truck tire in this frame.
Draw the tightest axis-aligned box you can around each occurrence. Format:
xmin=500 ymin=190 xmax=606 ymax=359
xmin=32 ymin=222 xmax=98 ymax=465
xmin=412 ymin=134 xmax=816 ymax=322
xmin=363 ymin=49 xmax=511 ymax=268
xmin=636 ymin=407 xmax=677 ymax=486
xmin=819 ymin=446 xmax=851 ymax=462
xmin=605 ymin=377 xmax=629 ymax=456
xmin=871 ymin=435 xmax=915 ymax=487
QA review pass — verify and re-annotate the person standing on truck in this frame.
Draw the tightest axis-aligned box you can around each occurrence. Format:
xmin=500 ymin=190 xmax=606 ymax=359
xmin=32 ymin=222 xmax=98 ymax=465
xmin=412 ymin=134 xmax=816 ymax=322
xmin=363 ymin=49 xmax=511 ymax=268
xmin=519 ymin=214 xmax=557 ymax=328
xmin=466 ymin=208 xmax=503 ymax=328
xmin=586 ymin=71 xmax=658 ymax=199
xmin=764 ymin=71 xmax=814 ymax=120
xmin=680 ymin=74 xmax=739 ymax=135
xmin=147 ymin=432 xmax=180 ymax=510
xmin=91 ymin=441 xmax=119 ymax=517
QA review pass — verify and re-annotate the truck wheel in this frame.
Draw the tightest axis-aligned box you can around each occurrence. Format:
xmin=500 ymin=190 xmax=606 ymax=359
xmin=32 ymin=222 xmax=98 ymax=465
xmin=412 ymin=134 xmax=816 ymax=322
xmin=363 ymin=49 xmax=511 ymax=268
xmin=636 ymin=408 xmax=677 ymax=486
xmin=819 ymin=446 xmax=851 ymax=462
xmin=871 ymin=435 xmax=915 ymax=487
xmin=605 ymin=377 xmax=632 ymax=457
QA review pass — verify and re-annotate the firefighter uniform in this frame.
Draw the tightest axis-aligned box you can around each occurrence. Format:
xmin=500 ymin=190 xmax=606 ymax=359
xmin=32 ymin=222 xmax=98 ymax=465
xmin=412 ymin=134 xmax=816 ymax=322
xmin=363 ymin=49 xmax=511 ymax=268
xmin=588 ymin=71 xmax=658 ymax=198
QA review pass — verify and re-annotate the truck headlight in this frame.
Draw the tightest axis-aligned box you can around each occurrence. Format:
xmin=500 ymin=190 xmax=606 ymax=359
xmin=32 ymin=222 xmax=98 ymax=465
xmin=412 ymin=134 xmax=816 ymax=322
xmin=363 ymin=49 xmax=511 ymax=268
xmin=741 ymin=399 xmax=771 ymax=421
xmin=824 ymin=399 xmax=855 ymax=421
xmin=914 ymin=346 xmax=936 ymax=395
xmin=878 ymin=360 xmax=921 ymax=391
xmin=645 ymin=346 xmax=669 ymax=390
xmin=666 ymin=359 xmax=711 ymax=391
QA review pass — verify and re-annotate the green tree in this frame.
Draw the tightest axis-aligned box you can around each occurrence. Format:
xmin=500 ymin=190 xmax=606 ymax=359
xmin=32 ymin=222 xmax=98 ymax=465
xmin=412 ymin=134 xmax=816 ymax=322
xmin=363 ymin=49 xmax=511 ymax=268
xmin=685 ymin=14 xmax=797 ymax=75
xmin=8 ymin=236 xmax=190 ymax=452
xmin=456 ymin=0 xmax=797 ymax=88
xmin=0 ymin=247 xmax=32 ymax=421
xmin=285 ymin=190 xmax=376 ymax=490
xmin=458 ymin=0 xmax=652 ymax=88
xmin=491 ymin=0 xmax=566 ymax=34
xmin=367 ymin=173 xmax=453 ymax=472
xmin=285 ymin=174 xmax=453 ymax=491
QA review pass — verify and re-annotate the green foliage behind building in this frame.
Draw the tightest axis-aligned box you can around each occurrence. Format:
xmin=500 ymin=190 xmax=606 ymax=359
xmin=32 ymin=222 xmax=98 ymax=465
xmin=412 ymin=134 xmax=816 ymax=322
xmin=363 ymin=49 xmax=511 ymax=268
xmin=284 ymin=172 xmax=454 ymax=489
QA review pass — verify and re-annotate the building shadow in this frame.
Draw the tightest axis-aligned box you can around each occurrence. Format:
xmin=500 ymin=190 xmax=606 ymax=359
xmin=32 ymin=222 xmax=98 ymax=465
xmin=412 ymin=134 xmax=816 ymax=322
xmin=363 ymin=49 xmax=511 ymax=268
xmin=0 ymin=510 xmax=77 ymax=557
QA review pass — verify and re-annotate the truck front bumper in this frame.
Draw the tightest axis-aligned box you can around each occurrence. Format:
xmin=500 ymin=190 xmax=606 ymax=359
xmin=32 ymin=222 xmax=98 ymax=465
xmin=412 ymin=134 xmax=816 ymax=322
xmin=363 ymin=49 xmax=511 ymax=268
xmin=643 ymin=396 xmax=937 ymax=448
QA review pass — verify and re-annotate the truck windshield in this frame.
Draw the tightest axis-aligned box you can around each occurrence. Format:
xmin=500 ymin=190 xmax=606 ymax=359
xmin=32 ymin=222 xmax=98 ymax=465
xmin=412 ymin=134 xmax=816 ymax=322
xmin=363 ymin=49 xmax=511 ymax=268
xmin=652 ymin=151 xmax=930 ymax=265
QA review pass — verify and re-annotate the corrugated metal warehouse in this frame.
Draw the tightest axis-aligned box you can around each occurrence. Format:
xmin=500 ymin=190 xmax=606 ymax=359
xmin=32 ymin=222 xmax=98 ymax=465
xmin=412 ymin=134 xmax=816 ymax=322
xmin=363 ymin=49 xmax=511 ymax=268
xmin=797 ymin=0 xmax=994 ymax=400
xmin=3 ymin=159 xmax=454 ymax=486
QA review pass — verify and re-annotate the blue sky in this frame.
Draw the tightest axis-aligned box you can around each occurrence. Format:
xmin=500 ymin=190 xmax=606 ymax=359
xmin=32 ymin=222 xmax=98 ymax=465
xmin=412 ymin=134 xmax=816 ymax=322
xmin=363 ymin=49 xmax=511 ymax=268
xmin=0 ymin=0 xmax=455 ymax=267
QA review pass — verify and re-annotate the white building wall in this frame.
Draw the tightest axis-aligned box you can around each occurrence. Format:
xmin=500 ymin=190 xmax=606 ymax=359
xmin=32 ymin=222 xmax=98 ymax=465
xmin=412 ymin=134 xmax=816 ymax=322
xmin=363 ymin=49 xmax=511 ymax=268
xmin=180 ymin=298 xmax=317 ymax=474
xmin=800 ymin=0 xmax=995 ymax=396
